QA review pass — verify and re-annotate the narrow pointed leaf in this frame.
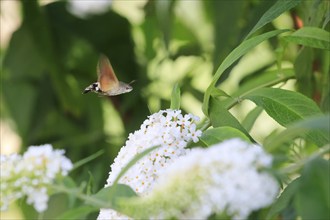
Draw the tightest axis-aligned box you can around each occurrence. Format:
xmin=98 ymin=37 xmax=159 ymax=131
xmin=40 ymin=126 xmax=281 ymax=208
xmin=200 ymin=127 xmax=250 ymax=147
xmin=73 ymin=149 xmax=104 ymax=170
xmin=266 ymin=178 xmax=300 ymax=220
xmin=170 ymin=83 xmax=181 ymax=110
xmin=203 ymin=29 xmax=290 ymax=116
xmin=56 ymin=206 xmax=97 ymax=219
xmin=243 ymin=88 xmax=321 ymax=127
xmin=245 ymin=0 xmax=301 ymax=39
xmin=242 ymin=106 xmax=264 ymax=132
xmin=210 ymin=87 xmax=231 ymax=98
xmin=232 ymin=68 xmax=295 ymax=98
xmin=90 ymin=184 xmax=137 ymax=209
xmin=283 ymin=27 xmax=330 ymax=50
xmin=295 ymin=158 xmax=330 ymax=220
xmin=244 ymin=88 xmax=328 ymax=148
xmin=265 ymin=114 xmax=330 ymax=151
xmin=113 ymin=145 xmax=160 ymax=185
xmin=209 ymin=97 xmax=254 ymax=142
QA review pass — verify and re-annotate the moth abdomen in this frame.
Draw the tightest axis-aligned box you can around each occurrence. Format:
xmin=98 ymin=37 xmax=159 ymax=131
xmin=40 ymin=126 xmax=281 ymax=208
xmin=83 ymin=82 xmax=102 ymax=94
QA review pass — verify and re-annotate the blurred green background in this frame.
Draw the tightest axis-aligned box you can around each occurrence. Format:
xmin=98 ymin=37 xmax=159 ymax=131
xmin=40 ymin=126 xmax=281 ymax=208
xmin=0 ymin=0 xmax=328 ymax=218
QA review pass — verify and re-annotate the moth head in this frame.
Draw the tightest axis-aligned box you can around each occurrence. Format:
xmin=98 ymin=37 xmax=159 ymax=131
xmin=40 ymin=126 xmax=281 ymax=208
xmin=122 ymin=83 xmax=133 ymax=93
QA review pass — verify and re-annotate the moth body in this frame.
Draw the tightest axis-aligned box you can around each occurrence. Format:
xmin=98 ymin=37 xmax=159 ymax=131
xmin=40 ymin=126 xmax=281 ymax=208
xmin=83 ymin=55 xmax=133 ymax=96
xmin=83 ymin=81 xmax=132 ymax=96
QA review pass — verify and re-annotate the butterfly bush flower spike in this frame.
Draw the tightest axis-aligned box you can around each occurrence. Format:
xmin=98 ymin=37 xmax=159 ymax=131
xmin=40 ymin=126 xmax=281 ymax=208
xmin=123 ymin=139 xmax=280 ymax=220
xmin=0 ymin=144 xmax=73 ymax=212
xmin=98 ymin=109 xmax=202 ymax=219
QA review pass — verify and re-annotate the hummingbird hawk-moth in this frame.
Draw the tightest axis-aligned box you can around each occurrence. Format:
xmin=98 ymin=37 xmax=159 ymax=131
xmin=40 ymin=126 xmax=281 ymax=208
xmin=83 ymin=55 xmax=133 ymax=96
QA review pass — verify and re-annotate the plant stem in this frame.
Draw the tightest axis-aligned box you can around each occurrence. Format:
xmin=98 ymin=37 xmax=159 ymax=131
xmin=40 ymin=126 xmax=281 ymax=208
xmin=51 ymin=184 xmax=110 ymax=208
xmin=279 ymin=144 xmax=330 ymax=175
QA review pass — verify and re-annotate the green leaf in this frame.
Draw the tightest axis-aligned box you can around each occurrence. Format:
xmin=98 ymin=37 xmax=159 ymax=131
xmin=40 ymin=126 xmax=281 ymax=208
xmin=170 ymin=83 xmax=181 ymax=110
xmin=323 ymin=10 xmax=330 ymax=28
xmin=61 ymin=176 xmax=79 ymax=208
xmin=50 ymin=182 xmax=135 ymax=211
xmin=294 ymin=48 xmax=314 ymax=97
xmin=207 ymin=0 xmax=247 ymax=69
xmin=2 ymin=82 xmax=37 ymax=140
xmin=295 ymin=158 xmax=330 ymax=220
xmin=73 ymin=149 xmax=104 ymax=170
xmin=243 ymin=88 xmax=322 ymax=127
xmin=91 ymin=184 xmax=137 ymax=209
xmin=220 ymin=68 xmax=295 ymax=112
xmin=56 ymin=206 xmax=97 ymax=220
xmin=202 ymin=29 xmax=290 ymax=116
xmin=231 ymin=68 xmax=295 ymax=98
xmin=46 ymin=2 xmax=137 ymax=81
xmin=265 ymin=114 xmax=330 ymax=151
xmin=200 ymin=127 xmax=250 ymax=147
xmin=155 ymin=0 xmax=175 ymax=50
xmin=320 ymin=50 xmax=329 ymax=112
xmin=209 ymin=97 xmax=253 ymax=141
xmin=242 ymin=106 xmax=264 ymax=132
xmin=113 ymin=145 xmax=160 ymax=185
xmin=86 ymin=171 xmax=95 ymax=196
xmin=245 ymin=0 xmax=301 ymax=39
xmin=210 ymin=87 xmax=231 ymax=99
xmin=283 ymin=27 xmax=330 ymax=50
xmin=210 ymin=30 xmax=288 ymax=86
xmin=266 ymin=178 xmax=300 ymax=220
xmin=20 ymin=0 xmax=81 ymax=115
xmin=244 ymin=88 xmax=329 ymax=148
xmin=61 ymin=176 xmax=78 ymax=189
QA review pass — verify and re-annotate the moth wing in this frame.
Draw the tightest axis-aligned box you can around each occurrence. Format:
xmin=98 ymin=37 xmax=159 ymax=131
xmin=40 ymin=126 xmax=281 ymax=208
xmin=97 ymin=55 xmax=119 ymax=92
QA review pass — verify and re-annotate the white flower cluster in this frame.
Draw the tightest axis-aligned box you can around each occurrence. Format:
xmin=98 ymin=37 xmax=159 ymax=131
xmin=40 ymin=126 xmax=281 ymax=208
xmin=67 ymin=0 xmax=112 ymax=18
xmin=98 ymin=109 xmax=202 ymax=219
xmin=127 ymin=139 xmax=279 ymax=220
xmin=0 ymin=144 xmax=73 ymax=212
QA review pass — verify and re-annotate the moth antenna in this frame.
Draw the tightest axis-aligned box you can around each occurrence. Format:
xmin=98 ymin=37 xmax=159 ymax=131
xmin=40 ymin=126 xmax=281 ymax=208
xmin=129 ymin=80 xmax=136 ymax=85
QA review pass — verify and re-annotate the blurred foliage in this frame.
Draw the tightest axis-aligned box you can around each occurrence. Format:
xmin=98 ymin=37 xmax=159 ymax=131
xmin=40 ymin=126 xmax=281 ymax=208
xmin=2 ymin=0 xmax=147 ymax=190
xmin=1 ymin=0 xmax=329 ymax=219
